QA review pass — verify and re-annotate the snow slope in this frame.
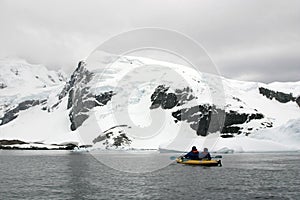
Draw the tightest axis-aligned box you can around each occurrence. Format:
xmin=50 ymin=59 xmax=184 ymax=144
xmin=0 ymin=98 xmax=80 ymax=145
xmin=0 ymin=58 xmax=67 ymax=117
xmin=0 ymin=58 xmax=74 ymax=147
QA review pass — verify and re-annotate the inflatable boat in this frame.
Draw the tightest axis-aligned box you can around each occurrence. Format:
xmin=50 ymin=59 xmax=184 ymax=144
xmin=176 ymin=157 xmax=222 ymax=166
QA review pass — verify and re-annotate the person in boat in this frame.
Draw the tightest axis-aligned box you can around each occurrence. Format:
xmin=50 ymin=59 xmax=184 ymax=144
xmin=198 ymin=147 xmax=211 ymax=160
xmin=183 ymin=146 xmax=199 ymax=160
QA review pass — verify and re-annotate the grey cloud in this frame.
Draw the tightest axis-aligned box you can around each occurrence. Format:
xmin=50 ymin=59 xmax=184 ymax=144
xmin=0 ymin=0 xmax=299 ymax=83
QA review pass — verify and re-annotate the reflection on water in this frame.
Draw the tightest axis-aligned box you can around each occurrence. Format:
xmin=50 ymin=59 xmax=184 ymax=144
xmin=0 ymin=151 xmax=300 ymax=199
xmin=67 ymin=153 xmax=93 ymax=199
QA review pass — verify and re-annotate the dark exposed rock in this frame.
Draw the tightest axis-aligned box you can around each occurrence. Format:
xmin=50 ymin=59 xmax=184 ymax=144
xmin=50 ymin=101 xmax=61 ymax=111
xmin=174 ymin=87 xmax=196 ymax=106
xmin=93 ymin=125 xmax=129 ymax=144
xmin=65 ymin=62 xmax=94 ymax=109
xmin=93 ymin=133 xmax=111 ymax=144
xmin=150 ymin=85 xmax=195 ymax=109
xmin=0 ymin=146 xmax=49 ymax=150
xmin=0 ymin=113 xmax=17 ymax=125
xmin=171 ymin=106 xmax=265 ymax=136
xmin=69 ymin=90 xmax=115 ymax=131
xmin=79 ymin=145 xmax=93 ymax=148
xmin=48 ymin=75 xmax=55 ymax=83
xmin=172 ymin=104 xmax=225 ymax=136
xmin=221 ymin=126 xmax=241 ymax=134
xmin=57 ymin=72 xmax=67 ymax=82
xmin=0 ymin=140 xmax=79 ymax=150
xmin=296 ymin=96 xmax=300 ymax=108
xmin=113 ymin=133 xmax=131 ymax=147
xmin=164 ymin=93 xmax=178 ymax=109
xmin=150 ymin=85 xmax=176 ymax=109
xmin=259 ymin=87 xmax=296 ymax=103
xmin=69 ymin=113 xmax=89 ymax=131
xmin=261 ymin=122 xmax=273 ymax=128
xmin=93 ymin=125 xmax=132 ymax=148
xmin=0 ymin=139 xmax=28 ymax=145
xmin=221 ymin=111 xmax=264 ymax=134
xmin=224 ymin=111 xmax=248 ymax=126
xmin=0 ymin=142 xmax=78 ymax=150
xmin=103 ymin=125 xmax=129 ymax=134
xmin=248 ymin=113 xmax=264 ymax=121
xmin=220 ymin=134 xmax=234 ymax=138
xmin=67 ymin=88 xmax=74 ymax=109
xmin=64 ymin=143 xmax=78 ymax=150
xmin=58 ymin=61 xmax=89 ymax=100
xmin=41 ymin=106 xmax=47 ymax=111
xmin=0 ymin=99 xmax=46 ymax=125
xmin=149 ymin=85 xmax=268 ymax=136
xmin=95 ymin=91 xmax=115 ymax=106
xmin=0 ymin=82 xmax=7 ymax=89
xmin=232 ymin=97 xmax=242 ymax=102
xmin=56 ymin=61 xmax=115 ymax=131
xmin=275 ymin=91 xmax=295 ymax=103
xmin=11 ymin=69 xmax=19 ymax=75
xmin=224 ymin=111 xmax=264 ymax=127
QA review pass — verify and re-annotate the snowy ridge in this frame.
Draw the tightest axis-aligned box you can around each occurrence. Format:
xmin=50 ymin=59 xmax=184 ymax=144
xmin=0 ymin=56 xmax=300 ymax=152
xmin=0 ymin=58 xmax=66 ymax=90
xmin=0 ymin=58 xmax=67 ymax=110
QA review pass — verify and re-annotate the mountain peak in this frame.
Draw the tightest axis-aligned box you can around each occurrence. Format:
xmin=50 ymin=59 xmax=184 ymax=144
xmin=0 ymin=57 xmax=67 ymax=90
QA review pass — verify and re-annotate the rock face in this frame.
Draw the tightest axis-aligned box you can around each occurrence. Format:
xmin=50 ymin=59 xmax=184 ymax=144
xmin=150 ymin=85 xmax=268 ymax=136
xmin=224 ymin=111 xmax=264 ymax=127
xmin=150 ymin=85 xmax=294 ymax=136
xmin=296 ymin=96 xmax=300 ymax=108
xmin=58 ymin=61 xmax=88 ymax=100
xmin=93 ymin=125 xmax=132 ymax=148
xmin=0 ymin=139 xmax=28 ymax=145
xmin=172 ymin=105 xmax=225 ymax=136
xmin=259 ymin=87 xmax=296 ymax=103
xmin=150 ymin=85 xmax=195 ymax=109
xmin=0 ymin=60 xmax=116 ymax=131
xmin=69 ymin=90 xmax=115 ymax=131
xmin=150 ymin=85 xmax=177 ymax=109
xmin=0 ymin=82 xmax=7 ymax=89
xmin=222 ymin=111 xmax=265 ymax=134
xmin=58 ymin=61 xmax=115 ymax=131
xmin=0 ymin=140 xmax=78 ymax=150
xmin=172 ymin=106 xmax=265 ymax=136
xmin=0 ymin=99 xmax=46 ymax=125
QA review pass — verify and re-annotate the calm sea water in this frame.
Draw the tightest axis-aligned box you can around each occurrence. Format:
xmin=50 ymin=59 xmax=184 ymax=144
xmin=0 ymin=150 xmax=299 ymax=200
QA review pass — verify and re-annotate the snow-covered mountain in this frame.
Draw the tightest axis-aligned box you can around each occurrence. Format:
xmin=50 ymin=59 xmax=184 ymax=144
xmin=0 ymin=56 xmax=299 ymax=152
xmin=0 ymin=58 xmax=67 ymax=118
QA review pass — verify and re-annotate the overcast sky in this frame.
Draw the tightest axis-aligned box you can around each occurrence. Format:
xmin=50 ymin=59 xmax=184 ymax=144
xmin=0 ymin=0 xmax=299 ymax=83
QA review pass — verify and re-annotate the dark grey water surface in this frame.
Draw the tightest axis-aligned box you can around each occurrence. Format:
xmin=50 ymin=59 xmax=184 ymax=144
xmin=0 ymin=151 xmax=299 ymax=200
